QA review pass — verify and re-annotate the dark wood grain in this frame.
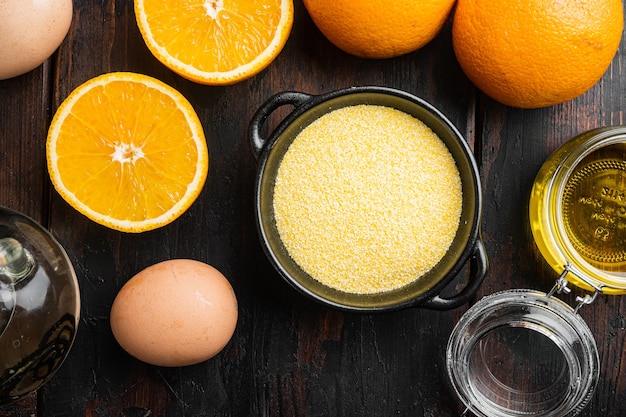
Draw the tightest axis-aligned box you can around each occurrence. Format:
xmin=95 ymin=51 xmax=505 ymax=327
xmin=0 ymin=62 xmax=51 ymax=417
xmin=0 ymin=0 xmax=625 ymax=416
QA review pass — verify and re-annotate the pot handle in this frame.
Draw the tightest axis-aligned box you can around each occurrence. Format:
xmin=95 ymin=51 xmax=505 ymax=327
xmin=249 ymin=91 xmax=313 ymax=160
xmin=421 ymin=238 xmax=488 ymax=311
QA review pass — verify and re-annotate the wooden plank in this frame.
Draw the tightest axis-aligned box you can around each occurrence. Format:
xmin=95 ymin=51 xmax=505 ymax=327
xmin=0 ymin=63 xmax=53 ymax=416
xmin=0 ymin=65 xmax=51 ymax=224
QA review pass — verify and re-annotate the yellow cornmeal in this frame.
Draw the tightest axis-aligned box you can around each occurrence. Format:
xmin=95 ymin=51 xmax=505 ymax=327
xmin=273 ymin=104 xmax=462 ymax=294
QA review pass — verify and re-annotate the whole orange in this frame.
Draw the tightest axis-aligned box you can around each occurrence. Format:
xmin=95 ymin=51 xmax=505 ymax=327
xmin=303 ymin=0 xmax=456 ymax=59
xmin=452 ymin=0 xmax=624 ymax=108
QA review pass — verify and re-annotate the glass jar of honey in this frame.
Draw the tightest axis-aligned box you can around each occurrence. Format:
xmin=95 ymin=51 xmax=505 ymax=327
xmin=447 ymin=127 xmax=626 ymax=417
xmin=530 ymin=126 xmax=626 ymax=294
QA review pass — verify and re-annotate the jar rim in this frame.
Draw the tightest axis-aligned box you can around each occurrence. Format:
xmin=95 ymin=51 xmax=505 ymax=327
xmin=447 ymin=289 xmax=599 ymax=417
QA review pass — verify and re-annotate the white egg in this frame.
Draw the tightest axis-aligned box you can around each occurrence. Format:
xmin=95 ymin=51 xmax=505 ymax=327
xmin=0 ymin=0 xmax=73 ymax=80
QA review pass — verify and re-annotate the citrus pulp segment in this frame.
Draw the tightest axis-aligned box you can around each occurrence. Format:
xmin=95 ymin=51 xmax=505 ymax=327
xmin=46 ymin=72 xmax=209 ymax=233
xmin=134 ymin=0 xmax=294 ymax=85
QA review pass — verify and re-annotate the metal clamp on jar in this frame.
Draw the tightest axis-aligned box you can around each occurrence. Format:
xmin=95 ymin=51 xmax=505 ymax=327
xmin=447 ymin=127 xmax=626 ymax=417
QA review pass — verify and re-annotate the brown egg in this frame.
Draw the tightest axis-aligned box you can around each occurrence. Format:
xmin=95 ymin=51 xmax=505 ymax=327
xmin=110 ymin=259 xmax=238 ymax=367
xmin=0 ymin=0 xmax=73 ymax=80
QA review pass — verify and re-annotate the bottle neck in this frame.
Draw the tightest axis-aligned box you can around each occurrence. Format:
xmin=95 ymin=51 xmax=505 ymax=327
xmin=0 ymin=237 xmax=35 ymax=284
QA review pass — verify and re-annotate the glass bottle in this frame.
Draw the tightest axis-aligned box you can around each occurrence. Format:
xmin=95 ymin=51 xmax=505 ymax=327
xmin=0 ymin=206 xmax=80 ymax=404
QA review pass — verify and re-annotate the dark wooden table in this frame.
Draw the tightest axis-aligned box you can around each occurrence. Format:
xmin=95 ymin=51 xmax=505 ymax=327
xmin=1 ymin=1 xmax=625 ymax=416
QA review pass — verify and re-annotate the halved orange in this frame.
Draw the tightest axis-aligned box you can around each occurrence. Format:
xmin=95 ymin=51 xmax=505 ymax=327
xmin=46 ymin=72 xmax=209 ymax=233
xmin=134 ymin=0 xmax=294 ymax=85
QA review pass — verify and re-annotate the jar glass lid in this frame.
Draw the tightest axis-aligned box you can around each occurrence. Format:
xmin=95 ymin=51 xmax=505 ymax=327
xmin=446 ymin=289 xmax=599 ymax=417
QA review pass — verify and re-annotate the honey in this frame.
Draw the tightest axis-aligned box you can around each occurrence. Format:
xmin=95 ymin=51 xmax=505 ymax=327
xmin=530 ymin=127 xmax=626 ymax=294
xmin=562 ymin=151 xmax=626 ymax=270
